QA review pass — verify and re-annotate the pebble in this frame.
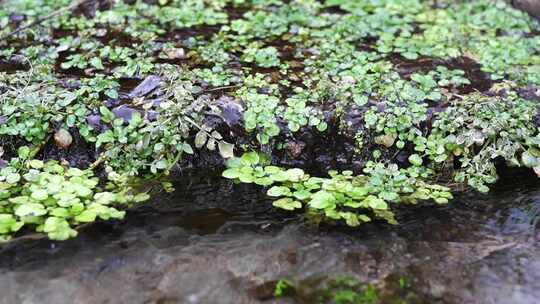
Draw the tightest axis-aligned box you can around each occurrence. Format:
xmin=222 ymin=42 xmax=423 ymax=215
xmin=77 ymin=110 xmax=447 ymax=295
xmin=54 ymin=128 xmax=73 ymax=149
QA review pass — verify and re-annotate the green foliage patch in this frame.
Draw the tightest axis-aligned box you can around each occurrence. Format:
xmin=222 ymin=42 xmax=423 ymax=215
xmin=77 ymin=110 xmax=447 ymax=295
xmin=0 ymin=147 xmax=149 ymax=241
xmin=223 ymin=152 xmax=452 ymax=227
xmin=0 ymin=0 xmax=539 ymax=240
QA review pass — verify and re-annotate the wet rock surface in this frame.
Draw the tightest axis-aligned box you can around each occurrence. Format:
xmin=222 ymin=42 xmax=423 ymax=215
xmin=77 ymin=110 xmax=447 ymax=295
xmin=513 ymin=0 xmax=540 ymax=20
xmin=1 ymin=173 xmax=540 ymax=304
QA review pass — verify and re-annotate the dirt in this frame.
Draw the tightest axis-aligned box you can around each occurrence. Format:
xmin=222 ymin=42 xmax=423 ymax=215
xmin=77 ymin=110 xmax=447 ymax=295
xmin=390 ymin=54 xmax=495 ymax=94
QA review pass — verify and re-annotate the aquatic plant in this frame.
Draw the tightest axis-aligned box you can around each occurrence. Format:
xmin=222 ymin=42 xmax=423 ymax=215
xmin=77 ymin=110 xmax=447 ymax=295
xmin=0 ymin=0 xmax=539 ymax=240
xmin=0 ymin=147 xmax=148 ymax=241
xmin=273 ymin=276 xmax=379 ymax=304
xmin=223 ymin=152 xmax=452 ymax=227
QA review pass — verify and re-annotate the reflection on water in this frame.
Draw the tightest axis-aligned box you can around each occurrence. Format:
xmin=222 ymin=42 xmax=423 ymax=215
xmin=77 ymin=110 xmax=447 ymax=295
xmin=0 ymin=171 xmax=539 ymax=304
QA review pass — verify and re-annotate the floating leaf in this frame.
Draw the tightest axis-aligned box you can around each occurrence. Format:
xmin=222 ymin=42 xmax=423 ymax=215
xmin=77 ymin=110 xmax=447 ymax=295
xmin=75 ymin=210 xmax=97 ymax=223
xmin=222 ymin=168 xmax=241 ymax=179
xmin=267 ymin=186 xmax=292 ymax=197
xmin=240 ymin=152 xmax=260 ymax=166
xmin=264 ymin=166 xmax=281 ymax=174
xmin=284 ymin=168 xmax=305 ymax=182
xmin=238 ymin=174 xmax=255 ymax=183
xmin=339 ymin=212 xmax=360 ymax=227
xmin=293 ymin=190 xmax=311 ymax=200
xmin=272 ymin=198 xmax=302 ymax=211
xmin=15 ymin=203 xmax=47 ymax=217
xmin=30 ymin=189 xmax=48 ymax=201
xmin=364 ymin=196 xmax=388 ymax=210
xmin=254 ymin=177 xmax=273 ymax=186
xmin=309 ymin=191 xmax=336 ymax=209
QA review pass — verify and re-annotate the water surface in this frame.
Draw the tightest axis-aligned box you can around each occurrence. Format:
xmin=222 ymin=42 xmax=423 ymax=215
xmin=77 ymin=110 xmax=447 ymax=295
xmin=1 ymin=172 xmax=539 ymax=304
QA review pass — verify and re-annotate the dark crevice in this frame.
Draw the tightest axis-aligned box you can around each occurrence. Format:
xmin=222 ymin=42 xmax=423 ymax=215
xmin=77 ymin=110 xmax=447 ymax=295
xmin=390 ymin=54 xmax=494 ymax=93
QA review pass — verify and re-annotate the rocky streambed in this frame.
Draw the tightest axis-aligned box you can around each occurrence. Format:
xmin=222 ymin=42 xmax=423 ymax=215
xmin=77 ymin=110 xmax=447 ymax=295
xmin=1 ymin=171 xmax=539 ymax=304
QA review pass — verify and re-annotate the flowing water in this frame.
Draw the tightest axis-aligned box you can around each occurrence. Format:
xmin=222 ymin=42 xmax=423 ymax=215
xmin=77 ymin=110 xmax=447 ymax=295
xmin=1 ymin=172 xmax=540 ymax=304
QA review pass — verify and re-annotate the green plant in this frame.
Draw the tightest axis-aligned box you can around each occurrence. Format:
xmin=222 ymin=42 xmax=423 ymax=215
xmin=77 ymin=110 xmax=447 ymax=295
xmin=0 ymin=148 xmax=149 ymax=241
xmin=223 ymin=153 xmax=452 ymax=226
xmin=242 ymin=44 xmax=281 ymax=68
xmin=242 ymin=91 xmax=281 ymax=144
xmin=2 ymin=0 xmax=540 ymax=242
xmin=274 ymin=279 xmax=294 ymax=297
xmin=432 ymin=90 xmax=540 ymax=192
xmin=432 ymin=66 xmax=471 ymax=87
xmin=273 ymin=276 xmax=379 ymax=304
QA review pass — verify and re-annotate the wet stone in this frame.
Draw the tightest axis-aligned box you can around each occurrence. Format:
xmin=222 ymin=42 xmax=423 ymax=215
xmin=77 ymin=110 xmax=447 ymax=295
xmin=215 ymin=96 xmax=244 ymax=128
xmin=112 ymin=105 xmax=139 ymax=124
xmin=86 ymin=114 xmax=102 ymax=130
xmin=128 ymin=75 xmax=162 ymax=99
xmin=54 ymin=129 xmax=73 ymax=149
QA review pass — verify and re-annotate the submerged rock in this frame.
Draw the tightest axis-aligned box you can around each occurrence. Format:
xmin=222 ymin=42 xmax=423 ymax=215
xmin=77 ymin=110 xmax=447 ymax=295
xmin=1 ymin=174 xmax=539 ymax=304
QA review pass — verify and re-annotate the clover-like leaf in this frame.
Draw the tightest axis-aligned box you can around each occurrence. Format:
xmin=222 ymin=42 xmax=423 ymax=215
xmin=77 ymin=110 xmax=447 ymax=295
xmin=240 ymin=152 xmax=260 ymax=166
xmin=272 ymin=198 xmax=302 ymax=211
xmin=408 ymin=154 xmax=423 ymax=166
xmin=308 ymin=191 xmax=336 ymax=209
xmin=267 ymin=186 xmax=292 ymax=197
xmin=15 ymin=203 xmax=47 ymax=217
xmin=364 ymin=196 xmax=388 ymax=210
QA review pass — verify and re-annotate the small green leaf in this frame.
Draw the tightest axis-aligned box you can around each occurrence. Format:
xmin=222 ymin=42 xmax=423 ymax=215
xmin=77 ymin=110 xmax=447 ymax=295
xmin=226 ymin=157 xmax=242 ymax=168
xmin=308 ymin=191 xmax=336 ymax=209
xmin=272 ymin=198 xmax=302 ymax=210
xmin=284 ymin=168 xmax=305 ymax=182
xmin=238 ymin=174 xmax=255 ymax=183
xmin=94 ymin=192 xmax=116 ymax=205
xmin=254 ymin=177 xmax=274 ymax=186
xmin=6 ymin=173 xmax=20 ymax=184
xmin=240 ymin=152 xmax=260 ymax=166
xmin=364 ymin=196 xmax=388 ymax=210
xmin=30 ymin=189 xmax=48 ymax=201
xmin=66 ymin=168 xmax=86 ymax=177
xmin=182 ymin=143 xmax=194 ymax=154
xmin=75 ymin=210 xmax=97 ymax=223
xmin=222 ymin=168 xmax=241 ymax=179
xmin=408 ymin=154 xmax=423 ymax=166
xmin=339 ymin=212 xmax=360 ymax=227
xmin=267 ymin=186 xmax=292 ymax=197
xmin=379 ymin=191 xmax=399 ymax=202
xmin=194 ymin=130 xmax=207 ymax=149
xmin=349 ymin=187 xmax=369 ymax=199
xmin=18 ymin=146 xmax=30 ymax=159
xmin=15 ymin=203 xmax=47 ymax=217
xmin=434 ymin=197 xmax=449 ymax=204
xmin=293 ymin=190 xmax=311 ymax=200
xmin=28 ymin=160 xmax=44 ymax=169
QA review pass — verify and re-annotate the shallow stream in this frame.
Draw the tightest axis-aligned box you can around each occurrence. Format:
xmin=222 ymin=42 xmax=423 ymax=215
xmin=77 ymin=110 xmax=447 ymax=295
xmin=1 ymin=172 xmax=540 ymax=304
